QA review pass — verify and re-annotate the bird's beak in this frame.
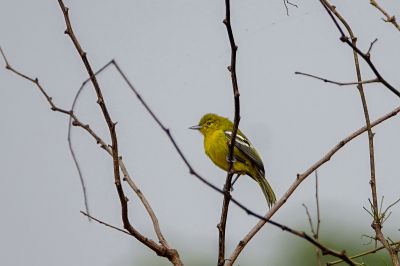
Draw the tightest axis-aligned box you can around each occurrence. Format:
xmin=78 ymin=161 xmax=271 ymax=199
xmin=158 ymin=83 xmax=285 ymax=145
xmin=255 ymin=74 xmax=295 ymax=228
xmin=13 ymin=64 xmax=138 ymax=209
xmin=189 ymin=125 xmax=202 ymax=130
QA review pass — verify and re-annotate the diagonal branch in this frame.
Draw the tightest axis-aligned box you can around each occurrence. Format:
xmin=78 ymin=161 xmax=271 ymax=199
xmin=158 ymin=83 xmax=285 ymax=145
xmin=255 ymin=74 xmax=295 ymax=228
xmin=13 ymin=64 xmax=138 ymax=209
xmin=369 ymin=0 xmax=400 ymax=31
xmin=327 ymin=241 xmax=400 ymax=265
xmin=226 ymin=105 xmax=400 ymax=265
xmin=80 ymin=211 xmax=131 ymax=236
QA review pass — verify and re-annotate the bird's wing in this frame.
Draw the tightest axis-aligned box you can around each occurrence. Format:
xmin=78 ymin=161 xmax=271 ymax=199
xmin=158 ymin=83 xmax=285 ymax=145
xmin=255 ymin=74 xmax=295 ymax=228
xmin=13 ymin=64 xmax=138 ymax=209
xmin=224 ymin=130 xmax=265 ymax=175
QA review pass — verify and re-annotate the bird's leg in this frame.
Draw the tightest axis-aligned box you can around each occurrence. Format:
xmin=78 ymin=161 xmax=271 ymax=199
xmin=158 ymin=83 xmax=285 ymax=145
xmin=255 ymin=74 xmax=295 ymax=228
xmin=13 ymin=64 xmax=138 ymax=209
xmin=230 ymin=174 xmax=241 ymax=192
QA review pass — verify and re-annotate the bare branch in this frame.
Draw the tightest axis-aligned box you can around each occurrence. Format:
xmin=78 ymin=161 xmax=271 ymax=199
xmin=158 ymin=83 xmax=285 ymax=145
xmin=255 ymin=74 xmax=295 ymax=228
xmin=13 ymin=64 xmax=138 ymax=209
xmin=370 ymin=0 xmax=400 ymax=31
xmin=302 ymin=203 xmax=316 ymax=236
xmin=366 ymin=38 xmax=378 ymax=57
xmin=67 ymin=61 xmax=115 ymax=221
xmin=295 ymin=71 xmax=379 ymax=86
xmin=315 ymin=171 xmax=322 ymax=265
xmin=328 ymin=241 xmax=400 ymax=265
xmin=303 ymin=171 xmax=323 ymax=265
xmin=80 ymin=211 xmax=131 ymax=236
xmin=67 ymin=60 xmax=169 ymax=247
xmin=283 ymin=0 xmax=298 ymax=16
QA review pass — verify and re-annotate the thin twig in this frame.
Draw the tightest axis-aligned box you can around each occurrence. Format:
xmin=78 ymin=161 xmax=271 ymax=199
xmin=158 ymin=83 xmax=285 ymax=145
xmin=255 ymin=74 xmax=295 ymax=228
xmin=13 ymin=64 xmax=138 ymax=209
xmin=67 ymin=60 xmax=169 ymax=247
xmin=67 ymin=61 xmax=115 ymax=221
xmin=366 ymin=38 xmax=378 ymax=57
xmin=302 ymin=203 xmax=316 ymax=236
xmin=302 ymin=171 xmax=322 ymax=265
xmin=370 ymin=0 xmax=400 ymax=31
xmin=295 ymin=71 xmax=379 ymax=86
xmin=315 ymin=170 xmax=322 ymax=265
xmin=315 ymin=171 xmax=321 ymax=239
xmin=67 ymin=60 xmax=114 ymax=222
xmin=327 ymin=241 xmax=400 ymax=265
xmin=283 ymin=0 xmax=298 ymax=16
xmin=80 ymin=211 xmax=131 ymax=236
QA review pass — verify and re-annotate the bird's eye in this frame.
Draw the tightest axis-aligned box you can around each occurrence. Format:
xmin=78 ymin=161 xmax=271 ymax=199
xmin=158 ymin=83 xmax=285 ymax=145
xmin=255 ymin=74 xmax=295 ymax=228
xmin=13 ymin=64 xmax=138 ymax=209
xmin=206 ymin=121 xmax=212 ymax=126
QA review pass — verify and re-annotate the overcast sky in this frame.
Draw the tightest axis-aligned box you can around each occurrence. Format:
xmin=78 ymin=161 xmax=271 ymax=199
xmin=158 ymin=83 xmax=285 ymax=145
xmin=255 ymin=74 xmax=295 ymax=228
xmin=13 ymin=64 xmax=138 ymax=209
xmin=1 ymin=1 xmax=400 ymax=266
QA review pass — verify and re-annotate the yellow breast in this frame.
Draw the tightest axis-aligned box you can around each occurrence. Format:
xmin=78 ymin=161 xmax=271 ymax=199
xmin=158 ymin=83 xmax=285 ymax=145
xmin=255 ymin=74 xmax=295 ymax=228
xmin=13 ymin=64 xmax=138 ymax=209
xmin=204 ymin=130 xmax=230 ymax=171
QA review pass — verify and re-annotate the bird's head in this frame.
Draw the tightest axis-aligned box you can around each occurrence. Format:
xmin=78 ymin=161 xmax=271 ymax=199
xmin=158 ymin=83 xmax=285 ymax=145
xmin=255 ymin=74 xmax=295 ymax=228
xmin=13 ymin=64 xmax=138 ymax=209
xmin=189 ymin=113 xmax=227 ymax=136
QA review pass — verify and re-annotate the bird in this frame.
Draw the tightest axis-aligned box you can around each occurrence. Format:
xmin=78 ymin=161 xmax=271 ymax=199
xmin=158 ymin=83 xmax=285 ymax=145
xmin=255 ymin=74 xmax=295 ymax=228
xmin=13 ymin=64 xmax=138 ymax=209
xmin=190 ymin=113 xmax=276 ymax=208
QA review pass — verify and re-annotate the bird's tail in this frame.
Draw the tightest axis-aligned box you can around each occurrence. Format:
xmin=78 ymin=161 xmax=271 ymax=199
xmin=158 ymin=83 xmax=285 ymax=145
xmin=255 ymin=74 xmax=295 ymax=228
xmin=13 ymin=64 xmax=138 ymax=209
xmin=257 ymin=175 xmax=276 ymax=208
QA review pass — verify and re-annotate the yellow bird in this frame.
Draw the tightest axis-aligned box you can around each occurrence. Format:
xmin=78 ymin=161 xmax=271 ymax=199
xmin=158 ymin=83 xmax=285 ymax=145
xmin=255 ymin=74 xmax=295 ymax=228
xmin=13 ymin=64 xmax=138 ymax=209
xmin=190 ymin=113 xmax=276 ymax=208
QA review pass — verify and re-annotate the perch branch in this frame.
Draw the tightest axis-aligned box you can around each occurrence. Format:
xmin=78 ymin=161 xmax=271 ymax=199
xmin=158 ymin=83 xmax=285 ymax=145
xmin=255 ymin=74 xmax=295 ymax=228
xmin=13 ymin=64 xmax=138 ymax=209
xmin=218 ymin=0 xmax=241 ymax=265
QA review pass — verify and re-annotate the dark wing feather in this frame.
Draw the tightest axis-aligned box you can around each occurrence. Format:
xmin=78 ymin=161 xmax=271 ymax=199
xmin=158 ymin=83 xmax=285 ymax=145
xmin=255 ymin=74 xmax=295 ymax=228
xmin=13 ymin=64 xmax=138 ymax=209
xmin=224 ymin=131 xmax=265 ymax=175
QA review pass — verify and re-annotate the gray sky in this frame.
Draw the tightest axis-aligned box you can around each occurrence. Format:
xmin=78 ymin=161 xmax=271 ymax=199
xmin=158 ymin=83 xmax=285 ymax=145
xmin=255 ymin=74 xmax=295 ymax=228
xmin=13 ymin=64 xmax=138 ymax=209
xmin=1 ymin=1 xmax=400 ymax=265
